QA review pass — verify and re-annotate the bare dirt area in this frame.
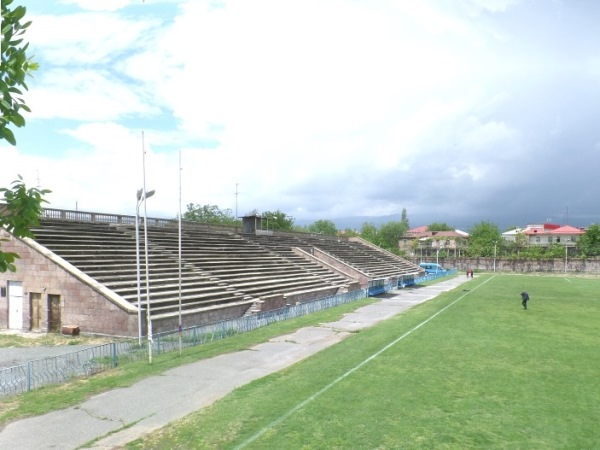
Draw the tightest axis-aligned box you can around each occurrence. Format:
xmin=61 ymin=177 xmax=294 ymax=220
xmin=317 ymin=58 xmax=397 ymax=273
xmin=0 ymin=331 xmax=119 ymax=348
xmin=0 ymin=331 xmax=122 ymax=369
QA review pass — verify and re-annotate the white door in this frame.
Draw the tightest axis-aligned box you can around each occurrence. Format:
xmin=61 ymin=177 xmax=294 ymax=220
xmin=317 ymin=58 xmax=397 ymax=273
xmin=8 ymin=281 xmax=23 ymax=330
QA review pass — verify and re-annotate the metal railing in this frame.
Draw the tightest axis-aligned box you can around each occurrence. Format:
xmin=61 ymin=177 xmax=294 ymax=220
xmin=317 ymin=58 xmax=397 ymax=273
xmin=414 ymin=269 xmax=458 ymax=284
xmin=152 ymin=288 xmax=368 ymax=355
xmin=0 ymin=288 xmax=368 ymax=397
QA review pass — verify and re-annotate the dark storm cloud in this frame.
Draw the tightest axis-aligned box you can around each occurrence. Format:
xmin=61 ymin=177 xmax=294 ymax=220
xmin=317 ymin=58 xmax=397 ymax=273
xmin=14 ymin=0 xmax=600 ymax=230
xmin=365 ymin=1 xmax=600 ymax=229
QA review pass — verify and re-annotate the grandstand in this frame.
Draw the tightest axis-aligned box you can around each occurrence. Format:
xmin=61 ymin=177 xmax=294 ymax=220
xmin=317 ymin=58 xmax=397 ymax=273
xmin=0 ymin=209 xmax=422 ymax=337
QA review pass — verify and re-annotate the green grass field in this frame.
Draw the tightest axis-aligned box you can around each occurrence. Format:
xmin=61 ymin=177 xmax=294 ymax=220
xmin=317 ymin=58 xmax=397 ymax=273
xmin=128 ymin=274 xmax=600 ymax=449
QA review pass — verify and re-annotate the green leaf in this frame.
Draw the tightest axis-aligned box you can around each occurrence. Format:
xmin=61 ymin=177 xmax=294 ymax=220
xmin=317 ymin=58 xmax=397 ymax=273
xmin=1 ymin=128 xmax=17 ymax=145
xmin=10 ymin=112 xmax=25 ymax=127
xmin=12 ymin=6 xmax=26 ymax=22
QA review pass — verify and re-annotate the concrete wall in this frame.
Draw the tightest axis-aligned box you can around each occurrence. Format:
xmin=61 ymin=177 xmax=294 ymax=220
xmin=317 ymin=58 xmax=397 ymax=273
xmin=310 ymin=248 xmax=370 ymax=288
xmin=154 ymin=302 xmax=252 ymax=333
xmin=409 ymin=257 xmax=600 ymax=273
xmin=284 ymin=286 xmax=340 ymax=304
xmin=292 ymin=247 xmax=361 ymax=286
xmin=259 ymin=293 xmax=286 ymax=311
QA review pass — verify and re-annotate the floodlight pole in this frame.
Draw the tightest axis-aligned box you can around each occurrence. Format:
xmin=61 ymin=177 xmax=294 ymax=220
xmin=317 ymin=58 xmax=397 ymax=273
xmin=136 ymin=188 xmax=155 ymax=347
xmin=493 ymin=242 xmax=497 ymax=272
xmin=135 ymin=190 xmax=143 ymax=347
xmin=142 ymin=131 xmax=153 ymax=364
xmin=235 ymin=182 xmax=239 ymax=219
xmin=178 ymin=150 xmax=183 ymax=356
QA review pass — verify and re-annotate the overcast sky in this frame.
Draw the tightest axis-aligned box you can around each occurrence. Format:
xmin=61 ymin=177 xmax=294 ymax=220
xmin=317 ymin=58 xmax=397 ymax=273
xmin=2 ymin=0 xmax=599 ymax=230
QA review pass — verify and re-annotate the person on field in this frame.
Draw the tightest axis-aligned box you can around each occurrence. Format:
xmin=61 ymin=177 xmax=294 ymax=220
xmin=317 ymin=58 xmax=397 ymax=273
xmin=521 ymin=291 xmax=530 ymax=310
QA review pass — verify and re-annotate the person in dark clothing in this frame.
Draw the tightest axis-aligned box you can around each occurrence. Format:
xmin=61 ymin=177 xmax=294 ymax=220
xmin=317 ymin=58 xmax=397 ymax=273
xmin=521 ymin=291 xmax=529 ymax=310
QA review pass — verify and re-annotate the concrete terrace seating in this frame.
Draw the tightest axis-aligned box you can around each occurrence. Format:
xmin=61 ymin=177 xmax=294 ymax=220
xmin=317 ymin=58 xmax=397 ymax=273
xmin=29 ymin=220 xmax=250 ymax=318
xmin=242 ymin=234 xmax=350 ymax=285
xmin=244 ymin=232 xmax=420 ymax=280
xmin=138 ymin=226 xmax=349 ymax=301
xmin=308 ymin=237 xmax=417 ymax=278
xmin=28 ymin=219 xmax=352 ymax=322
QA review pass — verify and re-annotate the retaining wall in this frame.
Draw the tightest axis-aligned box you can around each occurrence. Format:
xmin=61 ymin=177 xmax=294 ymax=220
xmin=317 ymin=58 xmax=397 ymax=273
xmin=409 ymin=257 xmax=600 ymax=274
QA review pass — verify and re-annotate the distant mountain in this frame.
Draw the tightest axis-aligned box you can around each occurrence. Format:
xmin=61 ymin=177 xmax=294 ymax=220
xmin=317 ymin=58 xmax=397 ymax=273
xmin=295 ymin=213 xmax=529 ymax=233
xmin=331 ymin=214 xmax=404 ymax=230
xmin=295 ymin=214 xmax=403 ymax=231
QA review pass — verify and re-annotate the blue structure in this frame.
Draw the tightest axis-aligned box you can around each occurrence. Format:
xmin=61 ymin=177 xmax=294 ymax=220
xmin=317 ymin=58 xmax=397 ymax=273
xmin=419 ymin=262 xmax=445 ymax=274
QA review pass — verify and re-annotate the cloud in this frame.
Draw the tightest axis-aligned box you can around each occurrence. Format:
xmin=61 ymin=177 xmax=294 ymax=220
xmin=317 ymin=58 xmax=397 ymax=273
xmin=28 ymin=12 xmax=158 ymax=65
xmin=28 ymin=69 xmax=158 ymax=121
xmin=25 ymin=11 xmax=162 ymax=121
xmin=59 ymin=0 xmax=137 ymax=12
xmin=463 ymin=0 xmax=521 ymax=15
xmin=5 ymin=0 xmax=600 ymax=231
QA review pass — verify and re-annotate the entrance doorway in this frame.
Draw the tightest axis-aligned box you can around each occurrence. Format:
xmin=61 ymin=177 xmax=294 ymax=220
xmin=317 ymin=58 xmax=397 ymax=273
xmin=48 ymin=294 xmax=61 ymax=333
xmin=8 ymin=281 xmax=23 ymax=330
xmin=30 ymin=292 xmax=42 ymax=331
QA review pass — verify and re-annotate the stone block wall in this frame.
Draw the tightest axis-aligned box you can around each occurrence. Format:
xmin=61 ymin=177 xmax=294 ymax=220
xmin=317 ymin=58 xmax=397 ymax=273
xmin=409 ymin=257 xmax=600 ymax=274
xmin=284 ymin=286 xmax=340 ymax=305
xmin=153 ymin=302 xmax=252 ymax=334
xmin=0 ymin=230 xmax=137 ymax=336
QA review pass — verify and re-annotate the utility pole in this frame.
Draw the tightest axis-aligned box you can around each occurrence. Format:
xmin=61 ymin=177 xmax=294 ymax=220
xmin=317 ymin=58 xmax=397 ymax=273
xmin=234 ymin=183 xmax=241 ymax=219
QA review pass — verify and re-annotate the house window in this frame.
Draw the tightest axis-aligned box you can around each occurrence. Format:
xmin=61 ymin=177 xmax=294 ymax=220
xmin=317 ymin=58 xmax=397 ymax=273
xmin=547 ymin=237 xmax=553 ymax=243
xmin=535 ymin=237 xmax=540 ymax=243
xmin=556 ymin=237 xmax=560 ymax=243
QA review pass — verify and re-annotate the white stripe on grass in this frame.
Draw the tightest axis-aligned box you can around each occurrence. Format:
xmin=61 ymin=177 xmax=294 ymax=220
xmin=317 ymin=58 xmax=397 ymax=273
xmin=235 ymin=275 xmax=496 ymax=449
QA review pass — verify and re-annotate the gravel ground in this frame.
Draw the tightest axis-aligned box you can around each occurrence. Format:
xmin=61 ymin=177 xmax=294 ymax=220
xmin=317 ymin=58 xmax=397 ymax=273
xmin=0 ymin=344 xmax=102 ymax=369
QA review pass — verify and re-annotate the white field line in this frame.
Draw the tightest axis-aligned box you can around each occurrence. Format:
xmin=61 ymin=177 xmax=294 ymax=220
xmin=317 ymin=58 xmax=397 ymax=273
xmin=235 ymin=275 xmax=496 ymax=449
xmin=564 ymin=278 xmax=573 ymax=283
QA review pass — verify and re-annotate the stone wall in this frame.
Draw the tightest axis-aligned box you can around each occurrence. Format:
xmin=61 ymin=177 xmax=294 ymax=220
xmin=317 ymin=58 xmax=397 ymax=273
xmin=153 ymin=302 xmax=252 ymax=333
xmin=284 ymin=286 xmax=340 ymax=305
xmin=0 ymin=230 xmax=138 ymax=336
xmin=409 ymin=257 xmax=600 ymax=274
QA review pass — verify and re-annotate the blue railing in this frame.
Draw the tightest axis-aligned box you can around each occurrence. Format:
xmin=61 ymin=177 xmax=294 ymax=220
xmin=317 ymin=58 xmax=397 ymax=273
xmin=1 ymin=271 xmax=459 ymax=397
xmin=414 ymin=269 xmax=457 ymax=284
xmin=0 ymin=288 xmax=368 ymax=397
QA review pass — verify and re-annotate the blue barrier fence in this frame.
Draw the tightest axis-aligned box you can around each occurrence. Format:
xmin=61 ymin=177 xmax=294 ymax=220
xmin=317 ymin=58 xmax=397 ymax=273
xmin=414 ymin=269 xmax=458 ymax=284
xmin=0 ymin=288 xmax=368 ymax=397
xmin=1 ymin=272 xmax=459 ymax=397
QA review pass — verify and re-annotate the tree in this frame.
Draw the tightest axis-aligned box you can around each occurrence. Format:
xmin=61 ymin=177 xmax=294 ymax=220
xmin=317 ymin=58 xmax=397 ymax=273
xmin=0 ymin=176 xmax=50 ymax=272
xmin=341 ymin=228 xmax=360 ymax=237
xmin=513 ymin=232 xmax=529 ymax=257
xmin=427 ymin=222 xmax=453 ymax=232
xmin=360 ymin=222 xmax=379 ymax=246
xmin=378 ymin=221 xmax=409 ymax=253
xmin=545 ymin=243 xmax=566 ymax=259
xmin=1 ymin=0 xmax=37 ymax=144
xmin=262 ymin=210 xmax=294 ymax=231
xmin=182 ymin=204 xmax=239 ymax=225
xmin=401 ymin=208 xmax=409 ymax=228
xmin=577 ymin=224 xmax=600 ymax=256
xmin=0 ymin=5 xmax=48 ymax=273
xmin=308 ymin=219 xmax=337 ymax=236
xmin=467 ymin=221 xmax=502 ymax=257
